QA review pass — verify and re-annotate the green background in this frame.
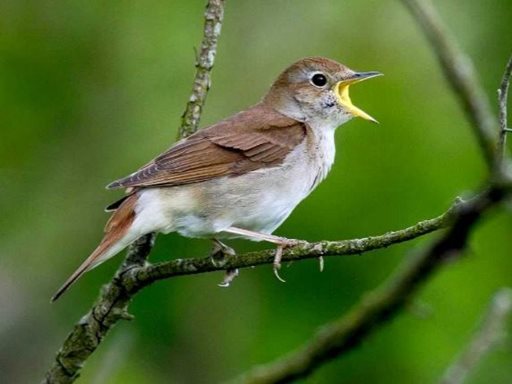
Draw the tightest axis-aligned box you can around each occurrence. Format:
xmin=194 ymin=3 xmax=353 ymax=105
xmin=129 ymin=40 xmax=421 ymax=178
xmin=1 ymin=0 xmax=512 ymax=383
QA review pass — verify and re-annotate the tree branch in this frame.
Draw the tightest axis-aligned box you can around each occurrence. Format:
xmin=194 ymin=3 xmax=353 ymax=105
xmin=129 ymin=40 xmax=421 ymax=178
xmin=179 ymin=0 xmax=225 ymax=139
xmin=401 ymin=0 xmax=498 ymax=170
xmin=440 ymin=288 xmax=512 ymax=384
xmin=41 ymin=1 xmax=226 ymax=382
xmin=122 ymin=202 xmax=459 ymax=289
xmin=42 ymin=236 xmax=154 ymax=384
xmin=497 ymin=55 xmax=512 ymax=166
xmin=42 ymin=193 xmax=460 ymax=383
xmin=228 ymin=184 xmax=511 ymax=384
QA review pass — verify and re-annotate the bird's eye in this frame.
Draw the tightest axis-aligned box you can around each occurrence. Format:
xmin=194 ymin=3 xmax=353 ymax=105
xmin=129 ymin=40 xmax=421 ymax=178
xmin=311 ymin=73 xmax=327 ymax=87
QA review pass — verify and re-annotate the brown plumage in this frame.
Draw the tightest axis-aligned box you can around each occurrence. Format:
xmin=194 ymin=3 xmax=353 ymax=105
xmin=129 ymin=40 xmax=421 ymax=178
xmin=51 ymin=194 xmax=138 ymax=302
xmin=107 ymin=104 xmax=306 ymax=190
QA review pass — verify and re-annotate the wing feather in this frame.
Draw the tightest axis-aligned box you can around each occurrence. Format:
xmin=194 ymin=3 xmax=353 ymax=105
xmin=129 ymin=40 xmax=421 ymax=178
xmin=107 ymin=104 xmax=306 ymax=190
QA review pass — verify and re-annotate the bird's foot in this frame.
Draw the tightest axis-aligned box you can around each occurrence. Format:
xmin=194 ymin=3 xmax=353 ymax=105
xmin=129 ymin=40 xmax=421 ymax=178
xmin=221 ymin=227 xmax=306 ymax=283
xmin=273 ymin=238 xmax=303 ymax=283
xmin=218 ymin=268 xmax=239 ymax=287
xmin=210 ymin=239 xmax=239 ymax=287
xmin=210 ymin=239 xmax=236 ymax=267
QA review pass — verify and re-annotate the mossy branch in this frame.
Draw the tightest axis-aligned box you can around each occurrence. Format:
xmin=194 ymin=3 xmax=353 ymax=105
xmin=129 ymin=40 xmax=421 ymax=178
xmin=497 ymin=55 xmax=512 ymax=166
xmin=123 ymin=202 xmax=458 ymax=289
xmin=43 ymin=196 xmax=463 ymax=384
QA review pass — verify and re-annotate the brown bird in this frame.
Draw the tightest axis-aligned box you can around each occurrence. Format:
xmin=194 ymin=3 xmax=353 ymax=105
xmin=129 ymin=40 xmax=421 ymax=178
xmin=52 ymin=57 xmax=381 ymax=301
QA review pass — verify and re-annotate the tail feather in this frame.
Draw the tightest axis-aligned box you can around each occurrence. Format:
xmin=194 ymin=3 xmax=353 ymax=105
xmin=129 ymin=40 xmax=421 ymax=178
xmin=51 ymin=194 xmax=138 ymax=302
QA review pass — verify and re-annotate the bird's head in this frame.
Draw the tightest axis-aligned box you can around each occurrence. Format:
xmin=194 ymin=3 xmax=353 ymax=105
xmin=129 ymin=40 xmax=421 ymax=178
xmin=264 ymin=57 xmax=382 ymax=128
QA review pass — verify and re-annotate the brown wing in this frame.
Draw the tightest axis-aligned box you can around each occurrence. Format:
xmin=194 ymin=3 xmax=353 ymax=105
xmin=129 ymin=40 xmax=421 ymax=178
xmin=107 ymin=104 xmax=307 ymax=190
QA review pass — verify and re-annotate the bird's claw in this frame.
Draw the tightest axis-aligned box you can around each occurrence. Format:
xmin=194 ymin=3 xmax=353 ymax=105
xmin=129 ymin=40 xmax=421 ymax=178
xmin=273 ymin=244 xmax=287 ymax=283
xmin=272 ymin=238 xmax=303 ymax=283
xmin=218 ymin=268 xmax=239 ymax=287
xmin=210 ymin=240 xmax=240 ymax=286
xmin=210 ymin=240 xmax=236 ymax=267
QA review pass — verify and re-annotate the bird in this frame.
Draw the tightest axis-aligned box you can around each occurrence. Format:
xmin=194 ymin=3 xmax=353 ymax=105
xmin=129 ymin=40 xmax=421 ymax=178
xmin=51 ymin=57 xmax=381 ymax=301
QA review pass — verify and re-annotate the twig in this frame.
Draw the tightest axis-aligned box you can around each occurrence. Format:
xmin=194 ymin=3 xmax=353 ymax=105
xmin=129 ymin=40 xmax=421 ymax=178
xmin=440 ymin=288 xmax=512 ymax=384
xmin=41 ymin=1 xmax=226 ymax=383
xmin=179 ymin=0 xmax=225 ymax=139
xmin=228 ymin=186 xmax=511 ymax=384
xmin=124 ymin=202 xmax=460 ymax=289
xmin=41 ymin=236 xmax=154 ymax=384
xmin=401 ymin=0 xmax=498 ymax=170
xmin=497 ymin=55 xmax=512 ymax=166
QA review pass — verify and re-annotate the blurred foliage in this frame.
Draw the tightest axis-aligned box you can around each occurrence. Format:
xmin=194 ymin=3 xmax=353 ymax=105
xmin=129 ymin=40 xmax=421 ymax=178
xmin=1 ymin=0 xmax=512 ymax=383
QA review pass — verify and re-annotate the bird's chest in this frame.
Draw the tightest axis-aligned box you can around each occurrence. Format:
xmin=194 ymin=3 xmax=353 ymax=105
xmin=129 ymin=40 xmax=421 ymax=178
xmin=231 ymin=130 xmax=336 ymax=231
xmin=303 ymin=129 xmax=336 ymax=190
xmin=270 ymin=128 xmax=335 ymax=186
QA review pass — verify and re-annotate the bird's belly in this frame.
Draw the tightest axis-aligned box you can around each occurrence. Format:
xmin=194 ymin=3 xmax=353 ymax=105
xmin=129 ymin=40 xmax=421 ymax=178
xmin=225 ymin=181 xmax=306 ymax=235
xmin=172 ymin=162 xmax=321 ymax=239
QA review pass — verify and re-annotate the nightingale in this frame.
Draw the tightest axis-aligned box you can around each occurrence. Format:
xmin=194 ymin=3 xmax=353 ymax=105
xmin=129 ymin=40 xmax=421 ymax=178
xmin=52 ymin=57 xmax=381 ymax=301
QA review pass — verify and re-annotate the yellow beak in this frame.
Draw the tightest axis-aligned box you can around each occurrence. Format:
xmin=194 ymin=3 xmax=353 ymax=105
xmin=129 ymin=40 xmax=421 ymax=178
xmin=334 ymin=71 xmax=382 ymax=123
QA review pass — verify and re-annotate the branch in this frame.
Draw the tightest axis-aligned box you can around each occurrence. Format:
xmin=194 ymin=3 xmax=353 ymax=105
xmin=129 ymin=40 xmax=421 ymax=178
xmin=179 ymin=0 xmax=225 ymax=139
xmin=41 ymin=195 xmax=458 ymax=383
xmin=401 ymin=0 xmax=498 ymax=170
xmin=42 ymin=1 xmax=226 ymax=382
xmin=42 ymin=236 xmax=154 ymax=384
xmin=440 ymin=288 xmax=512 ymax=384
xmin=123 ymin=202 xmax=459 ymax=289
xmin=497 ymin=55 xmax=512 ymax=166
xmin=229 ymin=185 xmax=511 ymax=384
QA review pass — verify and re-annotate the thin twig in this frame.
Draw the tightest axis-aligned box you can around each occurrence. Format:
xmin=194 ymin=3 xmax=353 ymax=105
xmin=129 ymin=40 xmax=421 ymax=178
xmin=440 ymin=288 xmax=512 ymax=384
xmin=179 ymin=0 xmax=225 ymax=138
xmin=496 ymin=55 xmax=512 ymax=167
xmin=228 ymin=186 xmax=511 ymax=384
xmin=401 ymin=0 xmax=498 ymax=170
xmin=41 ymin=1 xmax=226 ymax=382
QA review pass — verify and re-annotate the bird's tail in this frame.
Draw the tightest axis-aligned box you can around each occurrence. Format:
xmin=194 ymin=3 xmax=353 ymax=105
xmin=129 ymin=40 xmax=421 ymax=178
xmin=51 ymin=194 xmax=139 ymax=302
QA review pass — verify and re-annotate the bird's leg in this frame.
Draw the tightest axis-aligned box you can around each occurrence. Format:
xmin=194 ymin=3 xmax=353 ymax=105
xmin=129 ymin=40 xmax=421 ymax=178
xmin=219 ymin=268 xmax=239 ymax=288
xmin=210 ymin=239 xmax=239 ymax=287
xmin=223 ymin=227 xmax=303 ymax=283
xmin=210 ymin=239 xmax=235 ymax=266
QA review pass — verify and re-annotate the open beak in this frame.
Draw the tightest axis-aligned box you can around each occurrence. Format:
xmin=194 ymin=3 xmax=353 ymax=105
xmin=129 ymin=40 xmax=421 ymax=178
xmin=334 ymin=71 xmax=382 ymax=123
